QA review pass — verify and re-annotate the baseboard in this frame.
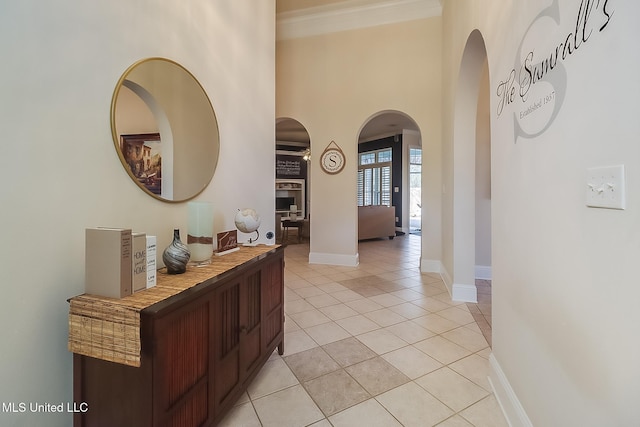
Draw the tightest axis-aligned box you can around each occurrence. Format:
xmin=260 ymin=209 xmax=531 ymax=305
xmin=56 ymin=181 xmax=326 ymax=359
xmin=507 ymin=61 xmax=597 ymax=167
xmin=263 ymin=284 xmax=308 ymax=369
xmin=420 ymin=259 xmax=442 ymax=274
xmin=440 ymin=265 xmax=452 ymax=291
xmin=489 ymin=353 xmax=533 ymax=427
xmin=452 ymin=283 xmax=477 ymax=303
xmin=424 ymin=262 xmax=477 ymax=302
xmin=475 ymin=265 xmax=493 ymax=280
xmin=309 ymin=251 xmax=359 ymax=267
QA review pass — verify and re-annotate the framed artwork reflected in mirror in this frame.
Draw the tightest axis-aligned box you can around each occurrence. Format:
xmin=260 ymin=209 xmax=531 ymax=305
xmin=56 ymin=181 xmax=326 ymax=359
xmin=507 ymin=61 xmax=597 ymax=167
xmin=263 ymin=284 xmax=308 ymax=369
xmin=120 ymin=133 xmax=162 ymax=195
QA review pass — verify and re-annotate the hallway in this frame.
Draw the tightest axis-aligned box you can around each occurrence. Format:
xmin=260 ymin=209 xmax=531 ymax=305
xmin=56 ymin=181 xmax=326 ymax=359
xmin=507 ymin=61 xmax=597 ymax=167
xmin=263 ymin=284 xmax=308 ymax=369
xmin=219 ymin=234 xmax=505 ymax=426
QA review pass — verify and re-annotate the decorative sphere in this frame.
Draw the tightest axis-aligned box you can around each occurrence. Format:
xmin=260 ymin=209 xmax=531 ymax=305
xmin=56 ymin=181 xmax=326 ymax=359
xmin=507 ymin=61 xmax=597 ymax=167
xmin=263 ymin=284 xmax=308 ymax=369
xmin=234 ymin=208 xmax=261 ymax=233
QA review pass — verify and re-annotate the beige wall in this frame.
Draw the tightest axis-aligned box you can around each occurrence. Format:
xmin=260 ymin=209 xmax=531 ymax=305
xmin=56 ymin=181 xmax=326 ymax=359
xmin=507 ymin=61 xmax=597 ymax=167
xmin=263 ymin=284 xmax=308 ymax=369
xmin=442 ymin=0 xmax=640 ymax=424
xmin=3 ymin=1 xmax=637 ymax=425
xmin=475 ymin=61 xmax=492 ymax=272
xmin=277 ymin=17 xmax=442 ymax=266
xmin=0 ymin=1 xmax=275 ymax=426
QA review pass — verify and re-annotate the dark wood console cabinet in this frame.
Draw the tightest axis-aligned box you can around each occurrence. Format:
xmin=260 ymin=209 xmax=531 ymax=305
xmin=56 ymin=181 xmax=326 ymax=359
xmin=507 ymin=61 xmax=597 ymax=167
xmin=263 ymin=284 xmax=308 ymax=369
xmin=72 ymin=246 xmax=284 ymax=427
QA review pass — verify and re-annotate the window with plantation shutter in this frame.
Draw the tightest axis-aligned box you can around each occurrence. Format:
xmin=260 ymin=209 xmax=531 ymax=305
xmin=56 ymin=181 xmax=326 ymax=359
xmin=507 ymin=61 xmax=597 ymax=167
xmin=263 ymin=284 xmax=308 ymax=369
xmin=357 ymin=148 xmax=392 ymax=207
xmin=381 ymin=165 xmax=391 ymax=206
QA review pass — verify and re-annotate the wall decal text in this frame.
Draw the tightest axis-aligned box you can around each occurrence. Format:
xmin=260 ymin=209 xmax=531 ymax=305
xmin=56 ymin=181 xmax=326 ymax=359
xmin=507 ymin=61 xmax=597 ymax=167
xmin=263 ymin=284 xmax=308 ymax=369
xmin=496 ymin=0 xmax=614 ymax=141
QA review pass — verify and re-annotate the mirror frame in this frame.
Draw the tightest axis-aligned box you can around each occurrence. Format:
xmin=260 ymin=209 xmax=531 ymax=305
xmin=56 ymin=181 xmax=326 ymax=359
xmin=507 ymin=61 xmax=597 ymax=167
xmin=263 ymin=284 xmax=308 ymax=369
xmin=110 ymin=57 xmax=219 ymax=203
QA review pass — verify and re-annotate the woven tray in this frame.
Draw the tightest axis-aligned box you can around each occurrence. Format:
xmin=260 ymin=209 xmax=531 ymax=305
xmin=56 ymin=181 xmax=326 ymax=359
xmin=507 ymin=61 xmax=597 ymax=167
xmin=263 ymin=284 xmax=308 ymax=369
xmin=68 ymin=245 xmax=278 ymax=367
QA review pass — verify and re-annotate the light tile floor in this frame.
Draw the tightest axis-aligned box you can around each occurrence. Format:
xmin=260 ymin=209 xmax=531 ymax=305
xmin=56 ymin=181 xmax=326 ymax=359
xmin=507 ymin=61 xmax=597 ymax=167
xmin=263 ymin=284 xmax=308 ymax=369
xmin=218 ymin=234 xmax=506 ymax=427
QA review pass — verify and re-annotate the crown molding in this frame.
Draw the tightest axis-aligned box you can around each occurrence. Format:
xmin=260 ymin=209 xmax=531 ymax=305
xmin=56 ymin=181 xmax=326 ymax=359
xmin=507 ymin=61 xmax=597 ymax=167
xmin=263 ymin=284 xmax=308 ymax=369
xmin=276 ymin=0 xmax=442 ymax=40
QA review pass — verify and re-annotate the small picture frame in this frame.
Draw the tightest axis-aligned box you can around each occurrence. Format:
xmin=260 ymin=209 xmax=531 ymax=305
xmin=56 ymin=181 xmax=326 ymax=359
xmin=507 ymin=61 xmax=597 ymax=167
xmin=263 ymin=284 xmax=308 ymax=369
xmin=215 ymin=230 xmax=239 ymax=256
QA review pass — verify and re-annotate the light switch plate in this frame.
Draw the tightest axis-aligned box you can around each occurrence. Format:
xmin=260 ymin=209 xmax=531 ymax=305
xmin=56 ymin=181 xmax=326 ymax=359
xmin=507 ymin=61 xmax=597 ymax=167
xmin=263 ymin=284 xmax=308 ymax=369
xmin=586 ymin=165 xmax=626 ymax=209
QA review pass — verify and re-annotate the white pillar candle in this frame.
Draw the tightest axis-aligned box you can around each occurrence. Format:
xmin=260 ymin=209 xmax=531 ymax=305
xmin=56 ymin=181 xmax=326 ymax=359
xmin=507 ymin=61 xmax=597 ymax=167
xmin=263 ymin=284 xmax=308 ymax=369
xmin=187 ymin=201 xmax=214 ymax=264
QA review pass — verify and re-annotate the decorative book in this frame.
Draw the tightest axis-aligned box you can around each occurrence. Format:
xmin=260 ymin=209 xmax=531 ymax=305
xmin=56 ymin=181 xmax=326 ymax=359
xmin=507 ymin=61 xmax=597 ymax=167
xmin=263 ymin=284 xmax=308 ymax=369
xmin=132 ymin=232 xmax=147 ymax=293
xmin=85 ymin=228 xmax=132 ymax=298
xmin=146 ymin=235 xmax=157 ymax=289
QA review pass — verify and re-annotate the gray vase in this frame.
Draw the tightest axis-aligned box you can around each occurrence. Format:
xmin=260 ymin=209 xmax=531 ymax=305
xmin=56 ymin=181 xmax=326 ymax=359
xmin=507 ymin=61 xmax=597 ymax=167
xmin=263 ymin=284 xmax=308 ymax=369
xmin=162 ymin=229 xmax=191 ymax=274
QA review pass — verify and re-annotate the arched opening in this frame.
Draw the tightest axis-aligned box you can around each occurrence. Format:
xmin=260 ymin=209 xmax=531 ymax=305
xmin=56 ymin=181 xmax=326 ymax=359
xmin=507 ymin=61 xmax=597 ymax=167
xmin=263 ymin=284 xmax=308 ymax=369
xmin=356 ymin=111 xmax=422 ymax=250
xmin=474 ymin=59 xmax=493 ymax=346
xmin=450 ymin=29 xmax=491 ymax=307
xmin=275 ymin=117 xmax=311 ymax=245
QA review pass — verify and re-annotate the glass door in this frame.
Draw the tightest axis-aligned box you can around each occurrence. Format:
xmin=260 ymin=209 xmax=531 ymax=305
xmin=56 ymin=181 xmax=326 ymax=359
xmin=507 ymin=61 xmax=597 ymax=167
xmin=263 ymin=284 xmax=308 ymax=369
xmin=409 ymin=147 xmax=422 ymax=234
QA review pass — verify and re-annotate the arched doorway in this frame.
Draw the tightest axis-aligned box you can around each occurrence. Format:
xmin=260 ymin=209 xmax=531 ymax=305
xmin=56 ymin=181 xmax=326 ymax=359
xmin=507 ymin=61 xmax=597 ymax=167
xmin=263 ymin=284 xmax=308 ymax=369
xmin=356 ymin=111 xmax=422 ymax=249
xmin=450 ymin=30 xmax=491 ymax=303
xmin=275 ymin=117 xmax=311 ymax=244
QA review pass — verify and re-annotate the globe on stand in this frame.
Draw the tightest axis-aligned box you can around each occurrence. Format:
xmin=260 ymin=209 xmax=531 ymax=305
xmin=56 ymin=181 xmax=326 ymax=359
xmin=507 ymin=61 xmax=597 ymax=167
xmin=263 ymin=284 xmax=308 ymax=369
xmin=234 ymin=208 xmax=261 ymax=246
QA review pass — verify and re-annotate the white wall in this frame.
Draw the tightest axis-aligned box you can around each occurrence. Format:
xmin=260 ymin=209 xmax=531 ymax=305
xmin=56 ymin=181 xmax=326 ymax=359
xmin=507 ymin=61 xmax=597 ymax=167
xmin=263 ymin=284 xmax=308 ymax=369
xmin=442 ymin=0 xmax=640 ymax=425
xmin=0 ymin=1 xmax=275 ymax=426
xmin=277 ymin=17 xmax=442 ymax=267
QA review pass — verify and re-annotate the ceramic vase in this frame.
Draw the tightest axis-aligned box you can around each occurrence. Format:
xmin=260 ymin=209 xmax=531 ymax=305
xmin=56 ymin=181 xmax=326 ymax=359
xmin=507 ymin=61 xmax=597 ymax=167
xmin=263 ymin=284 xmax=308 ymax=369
xmin=162 ymin=229 xmax=191 ymax=274
xmin=187 ymin=201 xmax=214 ymax=265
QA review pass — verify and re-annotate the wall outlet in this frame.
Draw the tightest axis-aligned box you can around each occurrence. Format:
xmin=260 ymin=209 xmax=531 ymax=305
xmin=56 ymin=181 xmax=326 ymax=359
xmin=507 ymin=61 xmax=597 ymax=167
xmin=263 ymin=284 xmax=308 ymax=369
xmin=586 ymin=165 xmax=626 ymax=210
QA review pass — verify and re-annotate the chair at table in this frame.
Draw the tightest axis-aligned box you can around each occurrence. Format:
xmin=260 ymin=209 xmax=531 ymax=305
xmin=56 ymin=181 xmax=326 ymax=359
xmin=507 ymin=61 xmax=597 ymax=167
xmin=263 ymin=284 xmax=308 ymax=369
xmin=283 ymin=205 xmax=306 ymax=243
xmin=281 ymin=218 xmax=304 ymax=243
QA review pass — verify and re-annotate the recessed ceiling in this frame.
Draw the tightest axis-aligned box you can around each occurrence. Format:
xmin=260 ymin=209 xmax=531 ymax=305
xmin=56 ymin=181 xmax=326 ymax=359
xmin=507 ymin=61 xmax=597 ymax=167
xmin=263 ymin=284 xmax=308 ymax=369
xmin=276 ymin=0 xmax=441 ymax=14
xmin=275 ymin=0 xmax=425 ymax=150
xmin=359 ymin=112 xmax=420 ymax=142
xmin=276 ymin=0 xmax=442 ymax=40
xmin=276 ymin=118 xmax=310 ymax=150
xmin=276 ymin=0 xmax=348 ymax=14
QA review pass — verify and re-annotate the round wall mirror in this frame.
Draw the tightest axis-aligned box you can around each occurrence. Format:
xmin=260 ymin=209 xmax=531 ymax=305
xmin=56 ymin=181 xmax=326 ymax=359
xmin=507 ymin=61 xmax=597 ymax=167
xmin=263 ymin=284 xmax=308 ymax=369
xmin=110 ymin=58 xmax=220 ymax=202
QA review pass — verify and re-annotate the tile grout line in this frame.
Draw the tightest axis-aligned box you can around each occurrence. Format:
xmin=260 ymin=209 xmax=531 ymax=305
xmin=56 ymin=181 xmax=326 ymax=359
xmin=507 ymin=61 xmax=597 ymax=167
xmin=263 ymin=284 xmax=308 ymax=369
xmin=226 ymin=236 xmax=499 ymax=427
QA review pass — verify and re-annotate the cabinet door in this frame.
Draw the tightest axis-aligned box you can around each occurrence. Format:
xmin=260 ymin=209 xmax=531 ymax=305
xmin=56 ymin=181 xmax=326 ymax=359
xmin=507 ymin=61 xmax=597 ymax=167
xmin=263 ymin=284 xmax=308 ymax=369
xmin=211 ymin=255 xmax=283 ymax=419
xmin=240 ymin=268 xmax=262 ymax=376
xmin=213 ymin=278 xmax=242 ymax=414
xmin=154 ymin=300 xmax=210 ymax=427
xmin=261 ymin=255 xmax=284 ymax=353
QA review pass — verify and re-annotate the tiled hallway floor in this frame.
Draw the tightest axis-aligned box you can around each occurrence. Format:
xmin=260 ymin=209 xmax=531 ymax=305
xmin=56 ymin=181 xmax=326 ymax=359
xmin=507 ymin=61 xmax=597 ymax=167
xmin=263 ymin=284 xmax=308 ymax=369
xmin=467 ymin=280 xmax=492 ymax=348
xmin=219 ymin=234 xmax=506 ymax=427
